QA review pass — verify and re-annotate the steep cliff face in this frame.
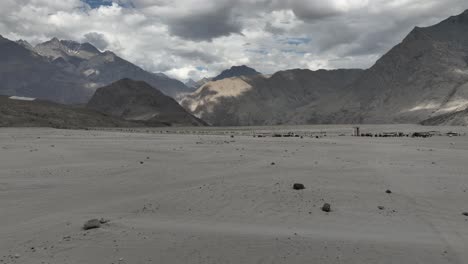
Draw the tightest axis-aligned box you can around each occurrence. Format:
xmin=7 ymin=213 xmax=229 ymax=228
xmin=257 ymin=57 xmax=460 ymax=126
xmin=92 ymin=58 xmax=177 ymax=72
xmin=336 ymin=10 xmax=468 ymax=124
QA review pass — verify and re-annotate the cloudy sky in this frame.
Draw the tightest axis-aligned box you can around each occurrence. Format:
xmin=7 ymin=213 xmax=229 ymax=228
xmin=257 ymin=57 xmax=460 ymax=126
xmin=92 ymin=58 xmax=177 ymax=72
xmin=1 ymin=0 xmax=467 ymax=81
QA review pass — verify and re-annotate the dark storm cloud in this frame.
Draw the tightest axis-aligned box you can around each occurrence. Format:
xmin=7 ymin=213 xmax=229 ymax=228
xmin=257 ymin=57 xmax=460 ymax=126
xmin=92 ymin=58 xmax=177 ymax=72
xmin=168 ymin=48 xmax=220 ymax=63
xmin=166 ymin=7 xmax=242 ymax=41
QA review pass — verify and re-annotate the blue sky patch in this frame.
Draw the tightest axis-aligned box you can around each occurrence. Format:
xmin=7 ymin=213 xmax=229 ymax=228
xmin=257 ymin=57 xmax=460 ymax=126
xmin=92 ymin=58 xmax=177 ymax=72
xmin=281 ymin=49 xmax=307 ymax=55
xmin=82 ymin=0 xmax=113 ymax=8
xmin=283 ymin=37 xmax=312 ymax=46
xmin=81 ymin=0 xmax=134 ymax=9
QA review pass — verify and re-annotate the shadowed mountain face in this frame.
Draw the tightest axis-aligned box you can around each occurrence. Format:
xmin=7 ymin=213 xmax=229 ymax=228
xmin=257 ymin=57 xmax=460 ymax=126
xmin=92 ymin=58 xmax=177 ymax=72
xmin=181 ymin=10 xmax=468 ymax=126
xmin=0 ymin=35 xmax=91 ymax=103
xmin=0 ymin=95 xmax=140 ymax=128
xmin=212 ymin=65 xmax=261 ymax=81
xmin=87 ymin=79 xmax=207 ymax=126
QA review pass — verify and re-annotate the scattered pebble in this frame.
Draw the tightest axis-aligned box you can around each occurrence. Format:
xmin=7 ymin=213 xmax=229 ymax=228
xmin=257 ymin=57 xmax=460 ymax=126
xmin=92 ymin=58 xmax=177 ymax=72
xmin=378 ymin=206 xmax=385 ymax=210
xmin=386 ymin=189 xmax=392 ymax=194
xmin=462 ymin=212 xmax=468 ymax=217
xmin=271 ymin=162 xmax=276 ymax=166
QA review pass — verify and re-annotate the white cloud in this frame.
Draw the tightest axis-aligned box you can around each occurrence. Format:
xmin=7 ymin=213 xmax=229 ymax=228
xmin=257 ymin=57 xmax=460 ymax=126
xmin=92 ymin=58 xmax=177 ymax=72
xmin=0 ymin=0 xmax=467 ymax=81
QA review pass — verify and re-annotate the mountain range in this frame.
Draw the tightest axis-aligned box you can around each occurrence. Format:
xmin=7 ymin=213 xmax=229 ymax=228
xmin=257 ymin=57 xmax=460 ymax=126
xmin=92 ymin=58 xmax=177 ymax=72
xmin=1 ymin=10 xmax=468 ymax=127
xmin=180 ymin=10 xmax=468 ymax=126
xmin=0 ymin=36 xmax=190 ymax=104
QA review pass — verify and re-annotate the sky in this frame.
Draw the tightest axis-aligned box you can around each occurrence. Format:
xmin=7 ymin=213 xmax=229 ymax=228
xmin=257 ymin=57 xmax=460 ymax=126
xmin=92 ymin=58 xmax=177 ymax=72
xmin=1 ymin=0 xmax=468 ymax=81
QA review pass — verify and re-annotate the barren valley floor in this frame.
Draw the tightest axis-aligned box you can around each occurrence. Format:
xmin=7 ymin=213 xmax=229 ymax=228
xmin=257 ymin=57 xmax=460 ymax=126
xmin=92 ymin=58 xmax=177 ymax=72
xmin=1 ymin=126 xmax=468 ymax=264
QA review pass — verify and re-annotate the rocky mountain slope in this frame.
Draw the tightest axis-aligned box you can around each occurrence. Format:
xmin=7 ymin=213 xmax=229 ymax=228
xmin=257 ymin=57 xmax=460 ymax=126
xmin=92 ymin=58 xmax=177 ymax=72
xmin=87 ymin=79 xmax=206 ymax=126
xmin=181 ymin=10 xmax=468 ymax=126
xmin=0 ymin=96 xmax=140 ymax=128
xmin=421 ymin=107 xmax=468 ymax=126
xmin=181 ymin=69 xmax=363 ymax=126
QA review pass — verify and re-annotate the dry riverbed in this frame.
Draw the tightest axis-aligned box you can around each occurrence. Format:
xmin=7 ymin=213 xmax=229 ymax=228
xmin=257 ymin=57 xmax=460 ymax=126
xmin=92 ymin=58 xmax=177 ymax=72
xmin=1 ymin=126 xmax=468 ymax=264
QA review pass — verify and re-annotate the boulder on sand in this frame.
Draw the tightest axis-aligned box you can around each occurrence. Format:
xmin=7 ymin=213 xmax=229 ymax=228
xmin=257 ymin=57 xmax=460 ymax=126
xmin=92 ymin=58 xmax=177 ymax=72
xmin=293 ymin=183 xmax=305 ymax=190
xmin=321 ymin=203 xmax=331 ymax=212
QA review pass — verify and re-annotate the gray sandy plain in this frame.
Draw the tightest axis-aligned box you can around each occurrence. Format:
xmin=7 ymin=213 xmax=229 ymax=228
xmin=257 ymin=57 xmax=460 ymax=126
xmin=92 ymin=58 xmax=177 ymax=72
xmin=1 ymin=125 xmax=468 ymax=264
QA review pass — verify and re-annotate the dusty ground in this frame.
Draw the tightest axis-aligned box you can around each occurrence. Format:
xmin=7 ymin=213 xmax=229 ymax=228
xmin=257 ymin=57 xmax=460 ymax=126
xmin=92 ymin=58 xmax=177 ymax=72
xmin=1 ymin=126 xmax=468 ymax=264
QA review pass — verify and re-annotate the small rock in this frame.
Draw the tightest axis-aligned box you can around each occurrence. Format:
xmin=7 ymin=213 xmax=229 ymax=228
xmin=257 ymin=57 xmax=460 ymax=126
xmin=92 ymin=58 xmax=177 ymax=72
xmin=321 ymin=203 xmax=331 ymax=212
xmin=378 ymin=206 xmax=385 ymax=210
xmin=293 ymin=183 xmax=305 ymax=190
xmin=99 ymin=218 xmax=110 ymax=224
xmin=140 ymin=161 xmax=144 ymax=164
xmin=385 ymin=189 xmax=392 ymax=194
xmin=462 ymin=212 xmax=468 ymax=217
xmin=83 ymin=219 xmax=101 ymax=230
xmin=271 ymin=162 xmax=276 ymax=166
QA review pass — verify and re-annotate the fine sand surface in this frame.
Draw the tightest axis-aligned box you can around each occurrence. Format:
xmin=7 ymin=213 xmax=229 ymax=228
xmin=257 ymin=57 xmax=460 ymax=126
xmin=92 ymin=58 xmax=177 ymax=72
xmin=1 ymin=126 xmax=468 ymax=264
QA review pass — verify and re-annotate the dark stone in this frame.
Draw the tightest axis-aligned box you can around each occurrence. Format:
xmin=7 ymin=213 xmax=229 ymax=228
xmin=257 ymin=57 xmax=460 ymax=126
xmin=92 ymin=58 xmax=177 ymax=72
xmin=386 ymin=189 xmax=392 ymax=194
xmin=293 ymin=183 xmax=305 ymax=190
xmin=83 ymin=219 xmax=101 ymax=230
xmin=99 ymin=218 xmax=110 ymax=224
xmin=321 ymin=203 xmax=331 ymax=212
xmin=378 ymin=206 xmax=385 ymax=210
xmin=462 ymin=212 xmax=468 ymax=217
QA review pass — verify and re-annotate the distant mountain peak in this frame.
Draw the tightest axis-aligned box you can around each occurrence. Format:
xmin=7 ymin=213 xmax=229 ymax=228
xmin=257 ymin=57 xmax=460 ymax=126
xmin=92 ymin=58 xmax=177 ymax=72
xmin=212 ymin=65 xmax=261 ymax=81
xmin=16 ymin=39 xmax=34 ymax=51
xmin=35 ymin=37 xmax=102 ymax=61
